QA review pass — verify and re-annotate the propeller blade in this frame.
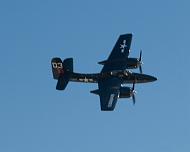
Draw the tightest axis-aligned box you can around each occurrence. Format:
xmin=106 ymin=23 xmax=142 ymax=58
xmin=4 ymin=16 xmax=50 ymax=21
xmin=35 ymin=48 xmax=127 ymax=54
xmin=132 ymin=94 xmax=136 ymax=105
xmin=132 ymin=81 xmax=136 ymax=105
xmin=132 ymin=81 xmax=135 ymax=90
xmin=132 ymin=80 xmax=136 ymax=105
xmin=139 ymin=50 xmax=143 ymax=73
xmin=139 ymin=65 xmax=143 ymax=74
xmin=139 ymin=50 xmax=142 ymax=61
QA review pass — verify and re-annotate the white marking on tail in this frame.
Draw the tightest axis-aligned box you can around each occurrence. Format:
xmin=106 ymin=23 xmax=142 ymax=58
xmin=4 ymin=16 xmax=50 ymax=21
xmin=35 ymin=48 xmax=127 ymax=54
xmin=52 ymin=62 xmax=63 ymax=69
xmin=120 ymin=40 xmax=127 ymax=53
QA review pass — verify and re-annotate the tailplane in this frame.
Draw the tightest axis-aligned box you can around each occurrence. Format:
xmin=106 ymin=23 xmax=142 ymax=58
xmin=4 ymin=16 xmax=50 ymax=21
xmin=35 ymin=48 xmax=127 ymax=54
xmin=51 ymin=58 xmax=73 ymax=90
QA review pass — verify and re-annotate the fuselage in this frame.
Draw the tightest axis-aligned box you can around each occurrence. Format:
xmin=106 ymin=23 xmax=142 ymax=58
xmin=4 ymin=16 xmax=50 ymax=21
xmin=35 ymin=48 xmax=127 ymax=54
xmin=69 ymin=70 xmax=157 ymax=84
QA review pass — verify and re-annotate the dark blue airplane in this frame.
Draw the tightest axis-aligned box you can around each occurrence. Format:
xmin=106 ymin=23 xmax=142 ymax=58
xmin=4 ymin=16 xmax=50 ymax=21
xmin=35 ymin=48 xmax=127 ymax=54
xmin=51 ymin=34 xmax=157 ymax=111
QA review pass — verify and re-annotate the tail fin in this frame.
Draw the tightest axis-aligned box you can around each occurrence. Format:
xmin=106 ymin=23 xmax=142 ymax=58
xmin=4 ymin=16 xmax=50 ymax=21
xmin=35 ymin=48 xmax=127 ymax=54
xmin=51 ymin=57 xmax=73 ymax=90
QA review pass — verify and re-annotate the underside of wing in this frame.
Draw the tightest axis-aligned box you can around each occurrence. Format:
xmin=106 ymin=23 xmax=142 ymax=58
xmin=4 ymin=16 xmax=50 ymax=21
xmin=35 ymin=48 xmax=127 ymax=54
xmin=101 ymin=33 xmax=132 ymax=72
xmin=99 ymin=89 xmax=119 ymax=111
xmin=97 ymin=77 xmax=122 ymax=111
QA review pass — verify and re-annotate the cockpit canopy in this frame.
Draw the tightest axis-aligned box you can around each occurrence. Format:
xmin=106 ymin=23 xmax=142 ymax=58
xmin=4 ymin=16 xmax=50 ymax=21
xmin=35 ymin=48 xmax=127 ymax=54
xmin=110 ymin=70 xmax=132 ymax=76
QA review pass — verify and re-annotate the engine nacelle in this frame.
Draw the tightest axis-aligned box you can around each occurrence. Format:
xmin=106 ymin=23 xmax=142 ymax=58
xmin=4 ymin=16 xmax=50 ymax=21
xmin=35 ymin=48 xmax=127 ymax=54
xmin=119 ymin=87 xmax=133 ymax=98
xmin=99 ymin=58 xmax=139 ymax=68
xmin=126 ymin=58 xmax=139 ymax=69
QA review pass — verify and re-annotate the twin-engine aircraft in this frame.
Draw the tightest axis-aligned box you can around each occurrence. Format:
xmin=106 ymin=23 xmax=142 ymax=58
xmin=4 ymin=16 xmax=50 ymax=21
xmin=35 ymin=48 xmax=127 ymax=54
xmin=51 ymin=34 xmax=157 ymax=111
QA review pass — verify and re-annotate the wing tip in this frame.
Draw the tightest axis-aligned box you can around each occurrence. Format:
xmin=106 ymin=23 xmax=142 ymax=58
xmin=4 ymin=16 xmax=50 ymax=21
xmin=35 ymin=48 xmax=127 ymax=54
xmin=101 ymin=108 xmax=115 ymax=111
xmin=120 ymin=33 xmax=133 ymax=38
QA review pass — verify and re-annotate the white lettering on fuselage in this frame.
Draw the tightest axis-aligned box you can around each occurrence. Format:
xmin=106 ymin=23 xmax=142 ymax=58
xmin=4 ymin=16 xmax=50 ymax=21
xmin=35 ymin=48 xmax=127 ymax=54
xmin=84 ymin=77 xmax=88 ymax=82
xmin=78 ymin=77 xmax=94 ymax=83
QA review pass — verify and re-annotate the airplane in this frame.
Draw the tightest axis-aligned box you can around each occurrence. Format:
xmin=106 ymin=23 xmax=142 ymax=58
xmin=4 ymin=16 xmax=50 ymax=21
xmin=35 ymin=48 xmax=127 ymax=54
xmin=51 ymin=33 xmax=157 ymax=111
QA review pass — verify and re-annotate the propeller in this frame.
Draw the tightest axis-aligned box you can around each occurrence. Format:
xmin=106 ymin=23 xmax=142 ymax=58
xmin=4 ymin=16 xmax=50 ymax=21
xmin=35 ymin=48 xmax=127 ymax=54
xmin=132 ymin=94 xmax=136 ymax=105
xmin=131 ymin=81 xmax=136 ymax=105
xmin=138 ymin=50 xmax=143 ymax=74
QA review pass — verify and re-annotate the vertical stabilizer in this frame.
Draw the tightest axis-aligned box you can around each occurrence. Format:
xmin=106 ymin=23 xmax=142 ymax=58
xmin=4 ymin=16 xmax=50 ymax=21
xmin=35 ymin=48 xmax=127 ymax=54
xmin=51 ymin=57 xmax=73 ymax=90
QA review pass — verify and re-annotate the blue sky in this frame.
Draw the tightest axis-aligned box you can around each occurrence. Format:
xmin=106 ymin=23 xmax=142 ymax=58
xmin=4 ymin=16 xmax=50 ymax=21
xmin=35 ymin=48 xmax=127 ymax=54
xmin=0 ymin=0 xmax=189 ymax=151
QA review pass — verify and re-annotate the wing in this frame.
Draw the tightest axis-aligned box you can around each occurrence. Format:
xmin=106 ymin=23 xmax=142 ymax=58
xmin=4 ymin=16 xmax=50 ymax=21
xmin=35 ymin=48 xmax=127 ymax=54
xmin=100 ymin=33 xmax=132 ymax=72
xmin=98 ymin=77 xmax=121 ymax=111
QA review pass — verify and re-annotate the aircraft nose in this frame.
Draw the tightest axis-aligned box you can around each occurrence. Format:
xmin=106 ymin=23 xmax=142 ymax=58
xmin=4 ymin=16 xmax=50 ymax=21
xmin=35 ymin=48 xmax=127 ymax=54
xmin=149 ymin=75 xmax=157 ymax=82
xmin=131 ymin=73 xmax=157 ymax=83
xmin=138 ymin=74 xmax=157 ymax=83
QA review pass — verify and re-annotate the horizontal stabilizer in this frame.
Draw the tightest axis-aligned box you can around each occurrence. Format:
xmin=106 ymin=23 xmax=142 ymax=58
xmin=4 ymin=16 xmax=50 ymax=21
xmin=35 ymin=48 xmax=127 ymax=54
xmin=98 ymin=60 xmax=107 ymax=65
xmin=56 ymin=75 xmax=69 ymax=90
xmin=90 ymin=89 xmax=100 ymax=95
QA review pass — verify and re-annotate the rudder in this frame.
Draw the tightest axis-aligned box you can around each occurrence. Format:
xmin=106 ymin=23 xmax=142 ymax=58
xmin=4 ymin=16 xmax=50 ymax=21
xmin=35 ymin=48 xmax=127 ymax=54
xmin=51 ymin=57 xmax=73 ymax=90
xmin=63 ymin=58 xmax=73 ymax=73
xmin=51 ymin=58 xmax=64 ymax=79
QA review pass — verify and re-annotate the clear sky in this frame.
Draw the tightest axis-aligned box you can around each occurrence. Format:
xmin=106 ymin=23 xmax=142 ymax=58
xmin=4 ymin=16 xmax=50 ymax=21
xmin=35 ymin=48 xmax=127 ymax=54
xmin=0 ymin=0 xmax=189 ymax=151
